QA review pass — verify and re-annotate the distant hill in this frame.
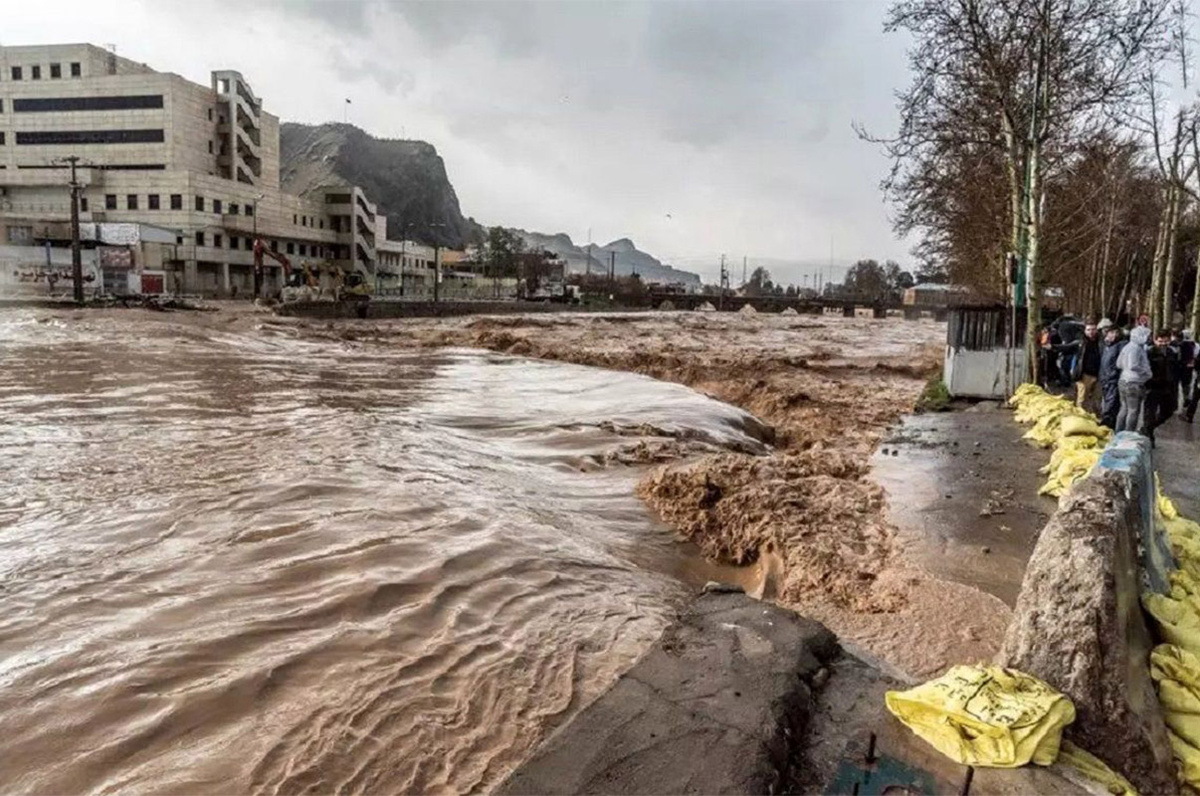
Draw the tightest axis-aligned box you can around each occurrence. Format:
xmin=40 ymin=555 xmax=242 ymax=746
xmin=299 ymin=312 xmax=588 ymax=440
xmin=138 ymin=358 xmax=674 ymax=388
xmin=278 ymin=122 xmax=700 ymax=285
xmin=516 ymin=230 xmax=701 ymax=286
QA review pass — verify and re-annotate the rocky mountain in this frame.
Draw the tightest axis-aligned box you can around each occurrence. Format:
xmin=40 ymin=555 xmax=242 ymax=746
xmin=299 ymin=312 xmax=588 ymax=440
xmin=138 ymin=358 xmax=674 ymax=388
xmin=278 ymin=122 xmax=482 ymax=249
xmin=515 ymin=231 xmax=701 ymax=286
xmin=278 ymin=123 xmax=700 ymax=285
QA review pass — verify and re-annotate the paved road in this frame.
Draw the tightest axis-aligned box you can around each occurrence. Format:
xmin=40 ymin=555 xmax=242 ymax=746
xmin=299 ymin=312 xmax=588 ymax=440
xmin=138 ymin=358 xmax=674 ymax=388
xmin=1154 ymin=417 xmax=1198 ymax=519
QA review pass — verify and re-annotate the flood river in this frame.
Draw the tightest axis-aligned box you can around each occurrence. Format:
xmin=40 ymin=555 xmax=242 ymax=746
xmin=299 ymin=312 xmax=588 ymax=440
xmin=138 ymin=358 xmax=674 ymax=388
xmin=0 ymin=311 xmax=766 ymax=794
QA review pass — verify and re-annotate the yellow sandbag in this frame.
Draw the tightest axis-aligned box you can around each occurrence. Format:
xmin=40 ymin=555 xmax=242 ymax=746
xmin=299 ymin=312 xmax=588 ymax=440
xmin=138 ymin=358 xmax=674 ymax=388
xmin=1167 ymin=732 xmax=1200 ymax=789
xmin=1144 ymin=593 xmax=1200 ymax=657
xmin=1161 ymin=490 xmax=1181 ymax=521
xmin=1060 ymin=415 xmax=1106 ymax=438
xmin=1151 ymin=646 xmax=1200 ymax=753
xmin=1057 ymin=740 xmax=1139 ymax=795
xmin=1167 ymin=518 xmax=1200 ymax=565
xmin=1039 ymin=449 xmax=1100 ymax=497
xmin=885 ymin=665 xmax=1075 ymax=768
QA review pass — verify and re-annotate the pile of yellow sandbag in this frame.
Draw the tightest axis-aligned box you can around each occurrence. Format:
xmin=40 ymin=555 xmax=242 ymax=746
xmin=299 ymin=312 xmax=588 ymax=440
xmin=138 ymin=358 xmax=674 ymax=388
xmin=1008 ymin=384 xmax=1109 ymax=498
xmin=1144 ymin=491 xmax=1200 ymax=791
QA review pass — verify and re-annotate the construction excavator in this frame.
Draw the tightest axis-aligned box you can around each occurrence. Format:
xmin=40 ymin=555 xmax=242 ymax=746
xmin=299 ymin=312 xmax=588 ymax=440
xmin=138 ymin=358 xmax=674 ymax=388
xmin=252 ymin=239 xmax=291 ymax=300
xmin=253 ymin=239 xmax=370 ymax=305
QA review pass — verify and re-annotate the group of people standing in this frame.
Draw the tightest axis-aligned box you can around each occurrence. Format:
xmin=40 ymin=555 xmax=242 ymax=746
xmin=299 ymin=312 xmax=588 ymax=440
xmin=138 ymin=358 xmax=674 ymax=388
xmin=1041 ymin=317 xmax=1198 ymax=446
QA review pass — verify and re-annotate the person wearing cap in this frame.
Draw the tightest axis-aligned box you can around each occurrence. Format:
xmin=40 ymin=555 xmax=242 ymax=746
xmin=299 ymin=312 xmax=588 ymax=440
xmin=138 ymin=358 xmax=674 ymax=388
xmin=1098 ymin=320 xmax=1126 ymax=429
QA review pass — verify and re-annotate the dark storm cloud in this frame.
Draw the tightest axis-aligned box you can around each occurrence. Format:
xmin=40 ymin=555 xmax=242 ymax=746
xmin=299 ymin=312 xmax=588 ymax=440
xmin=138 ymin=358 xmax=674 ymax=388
xmin=60 ymin=0 xmax=909 ymax=273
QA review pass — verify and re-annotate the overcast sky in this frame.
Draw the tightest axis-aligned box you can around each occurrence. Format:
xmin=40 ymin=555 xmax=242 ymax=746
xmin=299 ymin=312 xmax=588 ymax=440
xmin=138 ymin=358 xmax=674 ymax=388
xmin=4 ymin=0 xmax=912 ymax=284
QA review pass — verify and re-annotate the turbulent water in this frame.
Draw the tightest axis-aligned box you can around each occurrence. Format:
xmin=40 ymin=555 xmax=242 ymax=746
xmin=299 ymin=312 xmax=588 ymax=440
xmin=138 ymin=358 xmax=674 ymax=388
xmin=0 ymin=311 xmax=767 ymax=795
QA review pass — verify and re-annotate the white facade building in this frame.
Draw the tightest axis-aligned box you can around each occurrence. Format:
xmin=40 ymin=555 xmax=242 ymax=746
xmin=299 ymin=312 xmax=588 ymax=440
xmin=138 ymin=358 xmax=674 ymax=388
xmin=0 ymin=43 xmax=378 ymax=296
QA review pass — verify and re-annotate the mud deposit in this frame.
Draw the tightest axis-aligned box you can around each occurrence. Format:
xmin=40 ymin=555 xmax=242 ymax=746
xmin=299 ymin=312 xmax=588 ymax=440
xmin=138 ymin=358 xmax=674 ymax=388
xmin=291 ymin=310 xmax=1011 ymax=677
xmin=0 ymin=308 xmax=766 ymax=794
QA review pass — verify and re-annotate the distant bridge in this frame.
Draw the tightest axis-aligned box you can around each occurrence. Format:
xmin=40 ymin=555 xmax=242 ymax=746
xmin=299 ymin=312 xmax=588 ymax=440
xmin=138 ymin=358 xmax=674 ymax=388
xmin=646 ymin=291 xmax=950 ymax=320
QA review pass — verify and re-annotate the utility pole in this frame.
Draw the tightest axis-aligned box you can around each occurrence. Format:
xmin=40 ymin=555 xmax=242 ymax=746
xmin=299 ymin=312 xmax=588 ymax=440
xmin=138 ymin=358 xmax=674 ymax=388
xmin=53 ymin=156 xmax=86 ymax=304
xmin=586 ymin=227 xmax=592 ymax=279
xmin=742 ymin=255 xmax=747 ymax=287
xmin=433 ymin=243 xmax=441 ymax=302
xmin=428 ymin=221 xmax=446 ymax=302
xmin=609 ymin=250 xmax=616 ymax=286
xmin=719 ymin=254 xmax=728 ymax=311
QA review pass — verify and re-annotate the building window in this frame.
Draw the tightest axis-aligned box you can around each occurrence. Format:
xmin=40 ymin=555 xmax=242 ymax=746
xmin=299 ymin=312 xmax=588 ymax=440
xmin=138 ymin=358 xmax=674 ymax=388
xmin=229 ymin=203 xmax=239 ymax=215
xmin=148 ymin=194 xmax=160 ymax=210
xmin=31 ymin=66 xmax=41 ymax=80
xmin=50 ymin=63 xmax=61 ymax=79
xmin=301 ymin=216 xmax=307 ymax=227
xmin=286 ymin=242 xmax=294 ymax=255
xmin=270 ymin=241 xmax=278 ymax=252
xmin=170 ymin=194 xmax=182 ymax=210
xmin=245 ymin=204 xmax=254 ymax=217
xmin=0 ymin=100 xmax=4 ymax=114
xmin=214 ymin=234 xmax=223 ymax=249
xmin=299 ymin=244 xmax=307 ymax=256
xmin=176 ymin=235 xmax=183 ymax=245
xmin=208 ymin=140 xmax=213 ymax=154
xmin=70 ymin=62 xmax=81 ymax=77
xmin=195 ymin=231 xmax=205 ymax=246
xmin=13 ymin=95 xmax=164 ymax=113
xmin=195 ymin=196 xmax=204 ymax=211
xmin=126 ymin=194 xmax=138 ymax=210
xmin=105 ymin=194 xmax=117 ymax=210
xmin=0 ymin=132 xmax=4 ymax=146
xmin=319 ymin=219 xmax=324 ymax=229
xmin=212 ymin=199 xmax=222 ymax=215
xmin=79 ymin=197 xmax=88 ymax=212
xmin=244 ymin=238 xmax=253 ymax=251
xmin=229 ymin=236 xmax=238 ymax=250
xmin=207 ymin=108 xmax=213 ymax=122
xmin=293 ymin=214 xmax=297 ymax=224
xmin=11 ymin=66 xmax=22 ymax=81
xmin=14 ymin=129 xmax=165 ymax=145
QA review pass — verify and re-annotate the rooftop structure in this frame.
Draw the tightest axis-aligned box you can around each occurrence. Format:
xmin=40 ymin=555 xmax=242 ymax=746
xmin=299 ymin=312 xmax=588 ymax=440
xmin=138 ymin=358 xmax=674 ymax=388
xmin=0 ymin=43 xmax=378 ymax=296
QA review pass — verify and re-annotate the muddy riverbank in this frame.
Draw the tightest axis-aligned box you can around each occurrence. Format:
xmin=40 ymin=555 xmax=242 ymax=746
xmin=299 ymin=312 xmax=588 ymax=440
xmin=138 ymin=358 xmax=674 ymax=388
xmin=274 ymin=308 xmax=1024 ymax=677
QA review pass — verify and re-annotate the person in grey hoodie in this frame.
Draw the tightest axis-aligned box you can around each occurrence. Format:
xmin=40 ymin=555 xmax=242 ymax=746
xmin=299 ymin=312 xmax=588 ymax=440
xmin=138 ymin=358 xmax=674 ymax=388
xmin=1116 ymin=325 xmax=1153 ymax=433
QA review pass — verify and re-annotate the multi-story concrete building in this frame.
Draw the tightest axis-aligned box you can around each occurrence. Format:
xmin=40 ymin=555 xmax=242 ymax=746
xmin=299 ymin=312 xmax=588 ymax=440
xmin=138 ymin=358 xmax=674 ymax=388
xmin=0 ymin=43 xmax=378 ymax=296
xmin=374 ymin=216 xmax=437 ymax=296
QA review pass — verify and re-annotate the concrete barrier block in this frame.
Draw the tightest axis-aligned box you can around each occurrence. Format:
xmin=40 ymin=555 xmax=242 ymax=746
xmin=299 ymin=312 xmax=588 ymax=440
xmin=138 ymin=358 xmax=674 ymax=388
xmin=498 ymin=593 xmax=838 ymax=795
xmin=999 ymin=433 xmax=1176 ymax=793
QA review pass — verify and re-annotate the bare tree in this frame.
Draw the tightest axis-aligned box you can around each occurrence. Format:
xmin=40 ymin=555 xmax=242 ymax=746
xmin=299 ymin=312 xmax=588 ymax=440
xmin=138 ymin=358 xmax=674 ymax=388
xmin=865 ymin=0 xmax=1171 ymax=379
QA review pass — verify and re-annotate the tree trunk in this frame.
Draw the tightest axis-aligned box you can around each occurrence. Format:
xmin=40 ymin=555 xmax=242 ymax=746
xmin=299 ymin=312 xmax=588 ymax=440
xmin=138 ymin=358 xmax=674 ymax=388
xmin=1163 ymin=192 xmax=1184 ymax=328
xmin=1191 ymin=244 xmax=1200 ymax=338
xmin=1099 ymin=196 xmax=1115 ymax=318
xmin=1149 ymin=184 xmax=1174 ymax=329
xmin=1025 ymin=143 xmax=1043 ymax=383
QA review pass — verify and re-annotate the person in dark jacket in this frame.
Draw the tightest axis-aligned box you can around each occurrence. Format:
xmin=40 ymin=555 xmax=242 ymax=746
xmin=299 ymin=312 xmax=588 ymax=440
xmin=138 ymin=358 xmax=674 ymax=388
xmin=1144 ymin=329 xmax=1180 ymax=446
xmin=1098 ymin=321 xmax=1126 ymax=429
xmin=1185 ymin=329 xmax=1200 ymax=422
xmin=1064 ymin=320 xmax=1102 ymax=413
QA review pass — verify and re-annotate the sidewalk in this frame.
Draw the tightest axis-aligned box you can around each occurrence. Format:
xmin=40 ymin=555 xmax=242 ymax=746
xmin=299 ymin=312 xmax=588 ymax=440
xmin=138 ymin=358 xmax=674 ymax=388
xmin=1154 ymin=418 xmax=1198 ymax=519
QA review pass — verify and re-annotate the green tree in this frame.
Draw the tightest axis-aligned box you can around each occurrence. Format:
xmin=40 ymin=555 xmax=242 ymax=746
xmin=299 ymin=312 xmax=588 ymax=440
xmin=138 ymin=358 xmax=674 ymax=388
xmin=745 ymin=266 xmax=772 ymax=296
xmin=484 ymin=226 xmax=526 ymax=278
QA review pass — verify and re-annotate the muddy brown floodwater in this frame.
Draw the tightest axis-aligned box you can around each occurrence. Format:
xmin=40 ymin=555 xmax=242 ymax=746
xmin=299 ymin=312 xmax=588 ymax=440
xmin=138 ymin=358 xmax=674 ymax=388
xmin=0 ymin=308 xmax=766 ymax=795
xmin=294 ymin=309 xmax=1015 ymax=678
xmin=1 ymin=305 xmax=1014 ymax=795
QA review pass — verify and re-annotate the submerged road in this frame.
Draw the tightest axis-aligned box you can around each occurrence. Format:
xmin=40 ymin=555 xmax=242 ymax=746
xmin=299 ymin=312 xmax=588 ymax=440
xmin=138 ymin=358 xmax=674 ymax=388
xmin=1155 ymin=418 xmax=1200 ymax=519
